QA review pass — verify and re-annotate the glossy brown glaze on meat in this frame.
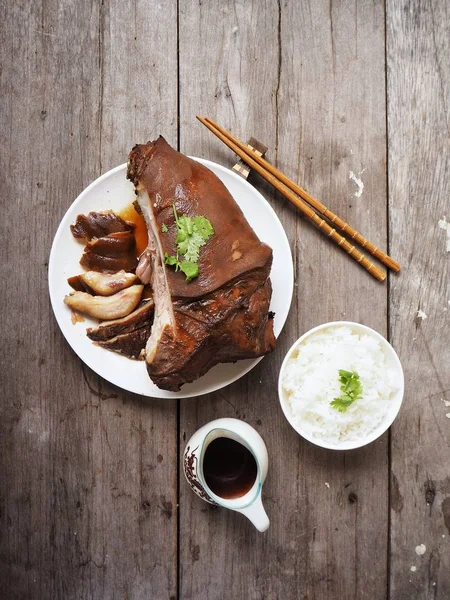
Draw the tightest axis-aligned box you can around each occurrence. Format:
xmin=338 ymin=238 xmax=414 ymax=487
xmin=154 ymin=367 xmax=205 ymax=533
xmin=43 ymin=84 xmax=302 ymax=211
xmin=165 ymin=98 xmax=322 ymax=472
xmin=87 ymin=300 xmax=154 ymax=341
xmin=96 ymin=324 xmax=153 ymax=360
xmin=149 ymin=274 xmax=275 ymax=390
xmin=71 ymin=212 xmax=138 ymax=273
xmin=79 ymin=232 xmax=137 ymax=273
xmin=87 ymin=300 xmax=154 ymax=360
xmin=85 ymin=231 xmax=135 ymax=256
xmin=79 ymin=251 xmax=137 ymax=273
xmin=71 ymin=211 xmax=133 ymax=240
xmin=127 ymin=136 xmax=276 ymax=391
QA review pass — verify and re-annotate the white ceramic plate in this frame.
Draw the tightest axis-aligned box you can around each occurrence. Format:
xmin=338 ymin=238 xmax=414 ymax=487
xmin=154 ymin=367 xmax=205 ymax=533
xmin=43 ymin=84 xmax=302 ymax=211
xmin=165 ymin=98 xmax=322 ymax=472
xmin=49 ymin=157 xmax=293 ymax=398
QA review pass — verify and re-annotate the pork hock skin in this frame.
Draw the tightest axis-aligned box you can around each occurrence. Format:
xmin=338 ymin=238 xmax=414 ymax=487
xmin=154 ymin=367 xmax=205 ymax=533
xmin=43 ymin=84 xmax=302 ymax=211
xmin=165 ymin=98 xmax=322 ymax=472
xmin=127 ymin=136 xmax=276 ymax=391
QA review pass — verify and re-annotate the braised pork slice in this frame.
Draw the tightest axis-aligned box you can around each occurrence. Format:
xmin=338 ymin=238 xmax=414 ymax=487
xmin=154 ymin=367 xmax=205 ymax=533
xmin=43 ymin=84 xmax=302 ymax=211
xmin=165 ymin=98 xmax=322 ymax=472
xmin=127 ymin=136 xmax=276 ymax=391
xmin=71 ymin=212 xmax=138 ymax=273
xmin=68 ymin=270 xmax=138 ymax=295
xmin=95 ymin=324 xmax=153 ymax=360
xmin=86 ymin=300 xmax=154 ymax=359
xmin=87 ymin=300 xmax=154 ymax=341
xmin=71 ymin=211 xmax=133 ymax=240
xmin=64 ymin=285 xmax=143 ymax=320
xmin=79 ymin=231 xmax=138 ymax=273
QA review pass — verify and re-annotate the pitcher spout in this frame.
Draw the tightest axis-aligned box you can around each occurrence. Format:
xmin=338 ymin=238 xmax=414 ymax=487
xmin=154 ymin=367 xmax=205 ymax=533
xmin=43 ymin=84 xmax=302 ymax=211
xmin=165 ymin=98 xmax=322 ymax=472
xmin=237 ymin=495 xmax=270 ymax=532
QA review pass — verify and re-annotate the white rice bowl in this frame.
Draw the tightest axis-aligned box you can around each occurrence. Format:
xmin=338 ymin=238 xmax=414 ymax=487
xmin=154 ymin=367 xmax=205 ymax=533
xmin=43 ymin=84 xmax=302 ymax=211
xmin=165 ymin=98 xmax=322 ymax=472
xmin=278 ymin=322 xmax=404 ymax=449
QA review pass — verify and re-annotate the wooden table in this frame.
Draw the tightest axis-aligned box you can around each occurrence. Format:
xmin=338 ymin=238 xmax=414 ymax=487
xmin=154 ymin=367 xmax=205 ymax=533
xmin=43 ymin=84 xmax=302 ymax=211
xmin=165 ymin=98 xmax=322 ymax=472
xmin=1 ymin=1 xmax=449 ymax=598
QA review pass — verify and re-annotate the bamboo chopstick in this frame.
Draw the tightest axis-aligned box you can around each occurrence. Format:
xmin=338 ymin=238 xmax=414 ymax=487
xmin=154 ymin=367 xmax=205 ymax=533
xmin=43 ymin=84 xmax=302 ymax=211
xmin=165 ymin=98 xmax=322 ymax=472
xmin=197 ymin=115 xmax=387 ymax=282
xmin=204 ymin=117 xmax=400 ymax=273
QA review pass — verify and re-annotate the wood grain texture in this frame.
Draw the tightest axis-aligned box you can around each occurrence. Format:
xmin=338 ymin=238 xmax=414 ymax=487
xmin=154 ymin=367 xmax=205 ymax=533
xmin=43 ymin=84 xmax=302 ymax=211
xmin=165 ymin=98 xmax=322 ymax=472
xmin=387 ymin=1 xmax=450 ymax=598
xmin=178 ymin=1 xmax=388 ymax=598
xmin=93 ymin=1 xmax=178 ymax=597
xmin=0 ymin=1 xmax=178 ymax=599
xmin=2 ymin=0 xmax=449 ymax=597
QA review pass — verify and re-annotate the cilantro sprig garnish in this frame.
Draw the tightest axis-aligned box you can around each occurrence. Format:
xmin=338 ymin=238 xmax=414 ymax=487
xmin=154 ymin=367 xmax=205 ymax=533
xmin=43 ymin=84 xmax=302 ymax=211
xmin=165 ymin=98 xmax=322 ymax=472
xmin=163 ymin=204 xmax=214 ymax=282
xmin=330 ymin=370 xmax=363 ymax=412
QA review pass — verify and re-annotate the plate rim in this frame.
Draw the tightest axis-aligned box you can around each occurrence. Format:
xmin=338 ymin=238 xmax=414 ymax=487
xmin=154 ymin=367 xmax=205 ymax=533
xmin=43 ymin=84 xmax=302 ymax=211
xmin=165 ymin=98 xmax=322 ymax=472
xmin=48 ymin=157 xmax=294 ymax=399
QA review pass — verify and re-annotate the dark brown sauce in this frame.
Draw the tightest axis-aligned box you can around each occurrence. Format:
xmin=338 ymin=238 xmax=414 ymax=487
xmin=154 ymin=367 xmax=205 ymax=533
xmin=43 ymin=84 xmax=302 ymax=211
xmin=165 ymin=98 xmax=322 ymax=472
xmin=203 ymin=437 xmax=257 ymax=499
xmin=116 ymin=204 xmax=148 ymax=257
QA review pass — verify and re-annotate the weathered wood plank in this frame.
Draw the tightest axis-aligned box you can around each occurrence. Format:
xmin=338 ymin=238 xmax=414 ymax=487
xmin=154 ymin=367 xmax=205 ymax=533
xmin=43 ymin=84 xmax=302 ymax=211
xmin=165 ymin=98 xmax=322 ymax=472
xmin=0 ymin=1 xmax=178 ymax=598
xmin=93 ymin=1 xmax=178 ymax=597
xmin=387 ymin=1 xmax=450 ymax=598
xmin=0 ymin=2 xmax=103 ymax=597
xmin=178 ymin=1 xmax=388 ymax=598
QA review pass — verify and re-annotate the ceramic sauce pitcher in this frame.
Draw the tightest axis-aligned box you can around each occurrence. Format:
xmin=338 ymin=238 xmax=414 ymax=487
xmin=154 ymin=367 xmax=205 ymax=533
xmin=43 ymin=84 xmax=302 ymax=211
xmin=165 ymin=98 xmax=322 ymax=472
xmin=183 ymin=418 xmax=269 ymax=532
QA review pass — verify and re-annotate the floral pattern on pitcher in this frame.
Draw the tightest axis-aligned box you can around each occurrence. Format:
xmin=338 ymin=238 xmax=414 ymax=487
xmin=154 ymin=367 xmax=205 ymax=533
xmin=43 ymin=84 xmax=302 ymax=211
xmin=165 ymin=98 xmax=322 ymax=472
xmin=184 ymin=445 xmax=216 ymax=505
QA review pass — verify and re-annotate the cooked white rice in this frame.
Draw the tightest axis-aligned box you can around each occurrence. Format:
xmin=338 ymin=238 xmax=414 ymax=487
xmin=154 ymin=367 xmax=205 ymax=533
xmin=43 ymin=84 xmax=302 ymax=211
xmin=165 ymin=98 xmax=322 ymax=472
xmin=282 ymin=326 xmax=398 ymax=444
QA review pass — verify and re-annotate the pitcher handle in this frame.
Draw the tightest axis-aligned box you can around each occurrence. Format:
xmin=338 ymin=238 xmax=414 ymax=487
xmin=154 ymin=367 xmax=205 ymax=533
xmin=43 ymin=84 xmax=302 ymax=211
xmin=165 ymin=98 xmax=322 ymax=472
xmin=237 ymin=495 xmax=270 ymax=532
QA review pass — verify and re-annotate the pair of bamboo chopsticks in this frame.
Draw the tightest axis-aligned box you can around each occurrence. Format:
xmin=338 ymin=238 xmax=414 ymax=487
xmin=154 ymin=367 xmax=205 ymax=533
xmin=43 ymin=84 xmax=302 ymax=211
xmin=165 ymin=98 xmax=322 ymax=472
xmin=197 ymin=116 xmax=400 ymax=282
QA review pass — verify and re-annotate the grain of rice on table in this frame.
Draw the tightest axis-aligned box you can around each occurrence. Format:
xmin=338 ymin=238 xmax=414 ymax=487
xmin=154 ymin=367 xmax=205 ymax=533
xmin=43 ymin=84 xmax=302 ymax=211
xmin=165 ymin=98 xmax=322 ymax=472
xmin=281 ymin=326 xmax=399 ymax=444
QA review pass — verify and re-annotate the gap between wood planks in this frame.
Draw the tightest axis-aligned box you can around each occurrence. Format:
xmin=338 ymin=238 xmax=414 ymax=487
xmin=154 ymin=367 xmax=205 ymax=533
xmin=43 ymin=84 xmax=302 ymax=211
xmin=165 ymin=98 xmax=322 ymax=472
xmin=176 ymin=0 xmax=181 ymax=597
xmin=384 ymin=0 xmax=393 ymax=597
